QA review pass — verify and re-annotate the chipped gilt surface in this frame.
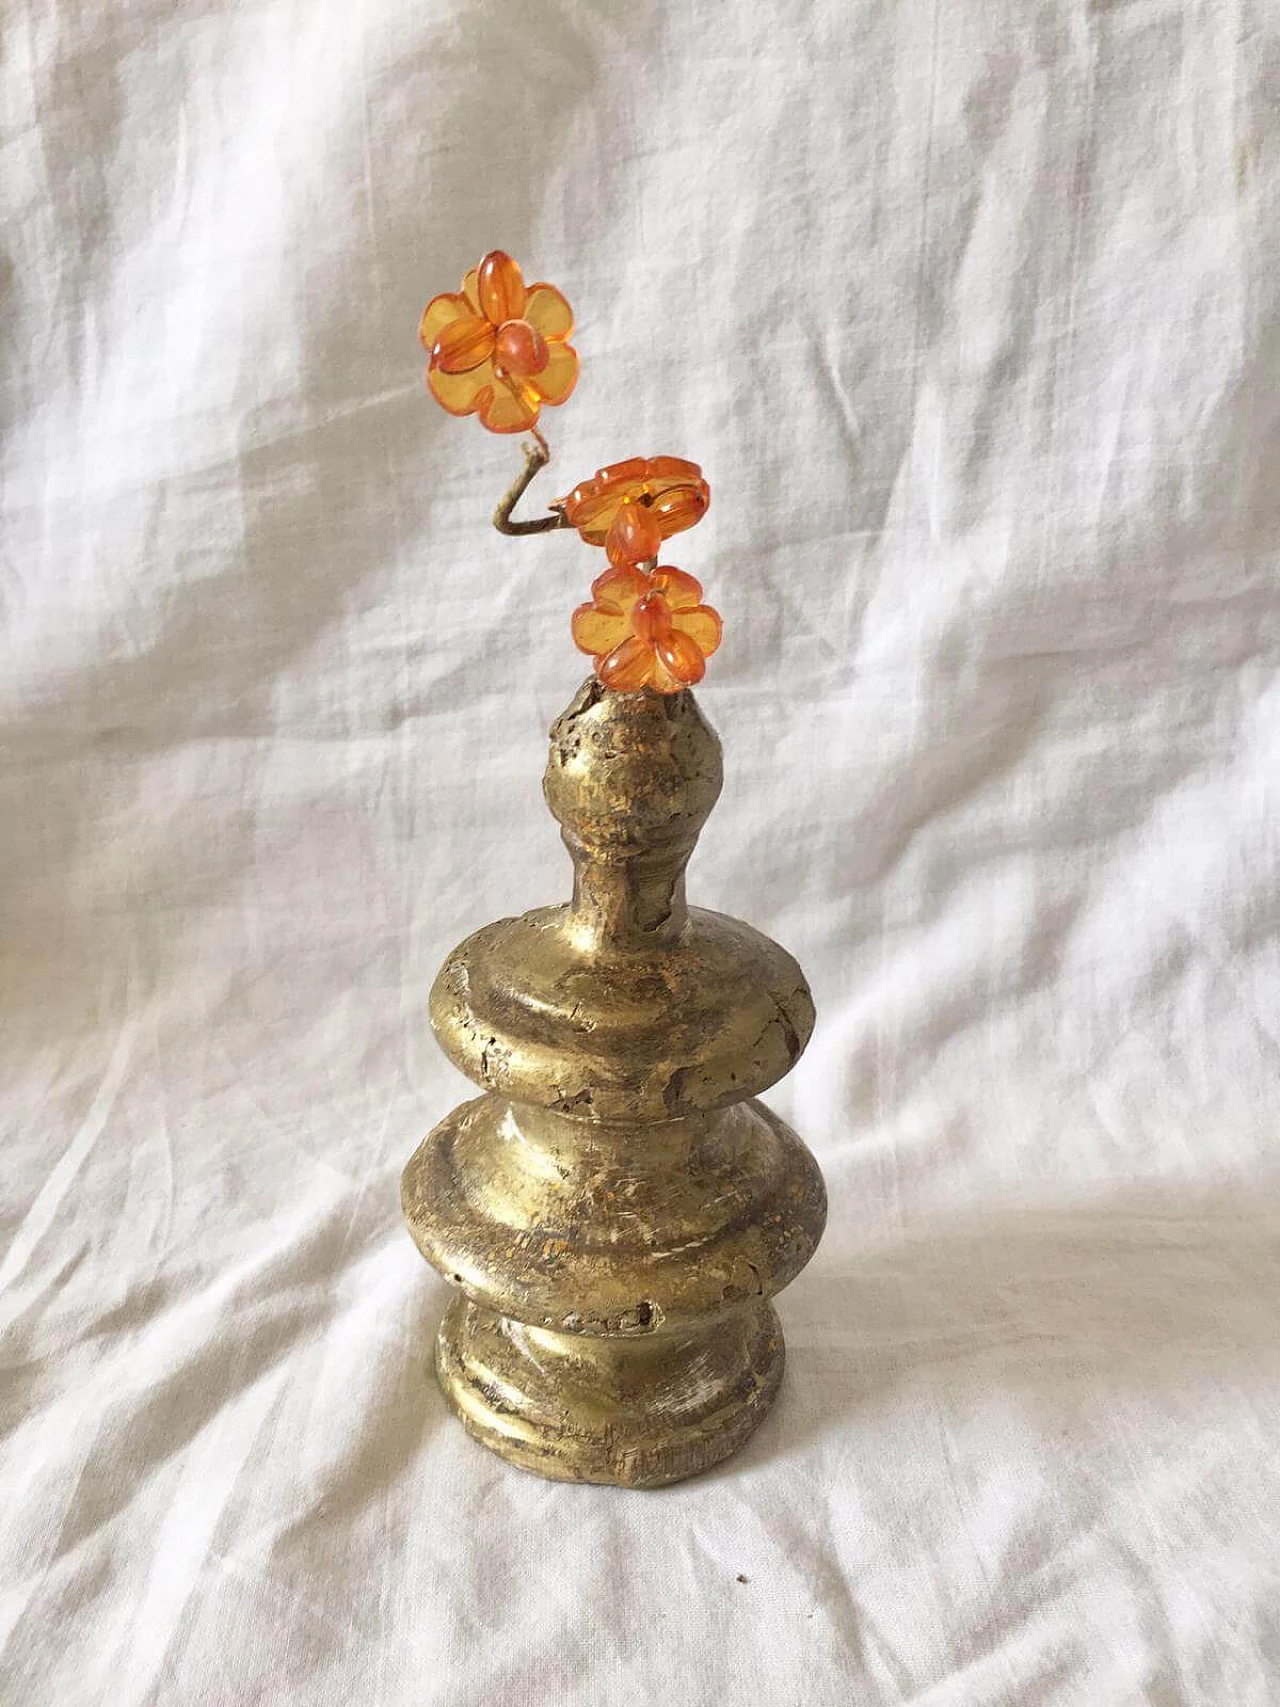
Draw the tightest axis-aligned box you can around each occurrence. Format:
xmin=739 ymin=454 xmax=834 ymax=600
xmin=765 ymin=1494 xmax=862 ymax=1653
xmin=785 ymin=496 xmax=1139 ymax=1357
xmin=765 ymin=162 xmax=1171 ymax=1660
xmin=402 ymin=680 xmax=826 ymax=1487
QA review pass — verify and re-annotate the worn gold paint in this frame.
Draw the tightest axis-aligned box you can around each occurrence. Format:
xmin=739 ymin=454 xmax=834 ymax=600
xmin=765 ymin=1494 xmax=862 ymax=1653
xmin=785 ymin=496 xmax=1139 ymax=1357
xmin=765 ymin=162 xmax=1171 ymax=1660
xmin=402 ymin=679 xmax=826 ymax=1487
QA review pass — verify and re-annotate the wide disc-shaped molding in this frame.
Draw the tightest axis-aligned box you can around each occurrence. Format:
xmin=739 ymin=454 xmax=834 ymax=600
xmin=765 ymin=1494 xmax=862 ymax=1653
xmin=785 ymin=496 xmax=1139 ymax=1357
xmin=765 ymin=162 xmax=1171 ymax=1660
xmin=430 ymin=906 xmax=815 ymax=1124
xmin=402 ymin=1095 xmax=827 ymax=1335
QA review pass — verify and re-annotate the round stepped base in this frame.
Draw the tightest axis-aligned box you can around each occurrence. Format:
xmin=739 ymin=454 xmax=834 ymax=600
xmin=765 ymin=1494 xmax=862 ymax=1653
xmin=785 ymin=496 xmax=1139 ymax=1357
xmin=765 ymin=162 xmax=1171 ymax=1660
xmin=435 ymin=1294 xmax=785 ymax=1488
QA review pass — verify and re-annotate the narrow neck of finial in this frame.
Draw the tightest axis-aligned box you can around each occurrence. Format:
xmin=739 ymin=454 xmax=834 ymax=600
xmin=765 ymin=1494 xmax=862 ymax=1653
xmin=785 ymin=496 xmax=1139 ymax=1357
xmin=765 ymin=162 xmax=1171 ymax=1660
xmin=544 ymin=681 xmax=723 ymax=956
xmin=565 ymin=836 xmax=694 ymax=952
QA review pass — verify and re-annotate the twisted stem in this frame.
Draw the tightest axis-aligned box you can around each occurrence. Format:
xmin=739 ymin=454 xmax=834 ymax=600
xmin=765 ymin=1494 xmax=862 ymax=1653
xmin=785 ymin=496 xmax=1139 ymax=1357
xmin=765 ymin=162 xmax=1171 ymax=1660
xmin=493 ymin=430 xmax=569 ymax=536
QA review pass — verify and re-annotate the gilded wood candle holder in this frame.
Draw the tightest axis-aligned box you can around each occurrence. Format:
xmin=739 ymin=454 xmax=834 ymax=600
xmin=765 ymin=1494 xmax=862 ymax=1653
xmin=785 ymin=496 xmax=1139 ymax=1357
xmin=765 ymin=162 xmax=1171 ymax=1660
xmin=402 ymin=680 xmax=825 ymax=1486
xmin=404 ymin=249 xmax=826 ymax=1485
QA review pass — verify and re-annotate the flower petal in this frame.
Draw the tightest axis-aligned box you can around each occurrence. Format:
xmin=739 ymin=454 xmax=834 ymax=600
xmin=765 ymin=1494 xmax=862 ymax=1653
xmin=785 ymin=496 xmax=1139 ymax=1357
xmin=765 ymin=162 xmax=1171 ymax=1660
xmin=561 ymin=492 xmax=618 ymax=537
xmin=571 ymin=606 xmax=629 ymax=657
xmin=427 ymin=361 xmax=493 ymax=417
xmin=420 ymin=291 xmax=471 ymax=352
xmin=432 ymin=315 xmax=496 ymax=374
xmin=657 ymin=628 xmax=706 ymax=685
xmin=477 ymin=373 xmax=540 ymax=433
xmin=559 ymin=461 xmax=647 ymax=531
xmin=523 ymin=283 xmax=575 ymax=340
xmin=652 ymin=483 xmax=709 ymax=538
xmin=650 ymin=655 xmax=685 ymax=694
xmin=529 ymin=341 xmax=578 ymax=406
xmin=460 ymin=268 xmax=482 ymax=313
xmin=652 ymin=566 xmax=704 ymax=609
xmin=598 ymin=635 xmax=655 ymax=693
xmin=671 ymin=604 xmax=722 ymax=657
xmin=591 ymin=565 xmax=651 ymax=612
xmin=478 ymin=250 xmax=526 ymax=325
xmin=648 ymin=456 xmax=703 ymax=482
xmin=598 ymin=457 xmax=649 ymax=485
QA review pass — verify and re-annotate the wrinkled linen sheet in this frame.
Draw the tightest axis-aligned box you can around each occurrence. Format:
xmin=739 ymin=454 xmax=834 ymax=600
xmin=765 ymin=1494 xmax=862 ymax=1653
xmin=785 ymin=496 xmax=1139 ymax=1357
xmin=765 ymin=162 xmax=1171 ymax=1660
xmin=3 ymin=2 xmax=1280 ymax=1702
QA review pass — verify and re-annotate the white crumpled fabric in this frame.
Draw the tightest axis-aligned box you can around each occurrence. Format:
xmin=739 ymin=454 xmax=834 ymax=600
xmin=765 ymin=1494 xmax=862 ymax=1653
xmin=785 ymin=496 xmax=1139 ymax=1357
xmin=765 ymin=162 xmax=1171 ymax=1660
xmin=3 ymin=1 xmax=1279 ymax=1702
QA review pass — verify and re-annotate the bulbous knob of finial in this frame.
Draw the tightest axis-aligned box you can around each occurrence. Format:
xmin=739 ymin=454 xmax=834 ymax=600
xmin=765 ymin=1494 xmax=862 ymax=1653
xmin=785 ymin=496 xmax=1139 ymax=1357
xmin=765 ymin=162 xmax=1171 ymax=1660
xmin=544 ymin=679 xmax=723 ymax=948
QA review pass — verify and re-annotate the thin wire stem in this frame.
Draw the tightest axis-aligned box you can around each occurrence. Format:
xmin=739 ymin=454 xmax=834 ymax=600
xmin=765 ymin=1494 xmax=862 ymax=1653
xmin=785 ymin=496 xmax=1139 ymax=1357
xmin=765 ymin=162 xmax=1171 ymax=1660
xmin=493 ymin=432 xmax=568 ymax=536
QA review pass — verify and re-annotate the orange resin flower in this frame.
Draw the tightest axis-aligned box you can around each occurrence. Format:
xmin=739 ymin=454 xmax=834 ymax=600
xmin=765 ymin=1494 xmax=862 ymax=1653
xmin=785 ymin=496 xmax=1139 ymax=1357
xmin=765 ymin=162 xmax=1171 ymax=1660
xmin=420 ymin=250 xmax=578 ymax=434
xmin=571 ymin=564 xmax=723 ymax=694
xmin=559 ymin=457 xmax=710 ymax=550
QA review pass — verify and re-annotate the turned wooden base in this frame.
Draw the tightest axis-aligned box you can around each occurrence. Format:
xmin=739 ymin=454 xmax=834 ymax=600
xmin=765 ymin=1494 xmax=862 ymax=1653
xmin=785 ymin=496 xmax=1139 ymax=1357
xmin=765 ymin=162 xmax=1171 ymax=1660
xmin=403 ymin=683 xmax=825 ymax=1487
xmin=435 ymin=1295 xmax=785 ymax=1488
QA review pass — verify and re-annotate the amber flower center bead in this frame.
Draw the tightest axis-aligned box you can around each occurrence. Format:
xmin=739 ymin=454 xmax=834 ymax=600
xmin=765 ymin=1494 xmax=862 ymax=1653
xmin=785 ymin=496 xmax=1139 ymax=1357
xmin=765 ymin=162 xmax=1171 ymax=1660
xmin=631 ymin=589 xmax=671 ymax=642
xmin=494 ymin=318 xmax=550 ymax=378
xmin=606 ymin=500 xmax=664 ymax=568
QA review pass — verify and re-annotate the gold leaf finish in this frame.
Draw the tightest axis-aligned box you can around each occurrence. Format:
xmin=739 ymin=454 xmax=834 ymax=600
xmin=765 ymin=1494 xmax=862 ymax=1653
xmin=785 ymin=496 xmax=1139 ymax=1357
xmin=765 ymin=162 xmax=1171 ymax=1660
xmin=402 ymin=680 xmax=826 ymax=1487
